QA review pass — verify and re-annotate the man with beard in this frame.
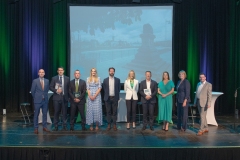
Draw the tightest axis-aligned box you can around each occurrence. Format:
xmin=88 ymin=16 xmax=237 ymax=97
xmin=103 ymin=67 xmax=121 ymax=131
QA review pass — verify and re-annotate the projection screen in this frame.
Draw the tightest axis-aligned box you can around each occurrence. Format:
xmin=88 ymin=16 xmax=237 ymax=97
xmin=69 ymin=5 xmax=173 ymax=83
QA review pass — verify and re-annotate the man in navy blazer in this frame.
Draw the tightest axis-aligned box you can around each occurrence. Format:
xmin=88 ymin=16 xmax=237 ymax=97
xmin=69 ymin=70 xmax=87 ymax=131
xmin=49 ymin=67 xmax=70 ymax=131
xmin=103 ymin=67 xmax=121 ymax=131
xmin=139 ymin=71 xmax=158 ymax=131
xmin=31 ymin=69 xmax=50 ymax=134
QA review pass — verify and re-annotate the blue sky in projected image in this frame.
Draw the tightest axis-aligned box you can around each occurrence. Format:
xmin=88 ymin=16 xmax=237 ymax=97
xmin=71 ymin=8 xmax=172 ymax=43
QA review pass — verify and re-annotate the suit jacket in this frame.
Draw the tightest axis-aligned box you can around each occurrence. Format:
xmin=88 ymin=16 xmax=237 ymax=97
xmin=194 ymin=81 xmax=212 ymax=107
xmin=49 ymin=75 xmax=70 ymax=101
xmin=31 ymin=78 xmax=49 ymax=103
xmin=124 ymin=79 xmax=139 ymax=100
xmin=103 ymin=77 xmax=121 ymax=101
xmin=139 ymin=79 xmax=158 ymax=104
xmin=176 ymin=79 xmax=191 ymax=103
xmin=69 ymin=79 xmax=86 ymax=105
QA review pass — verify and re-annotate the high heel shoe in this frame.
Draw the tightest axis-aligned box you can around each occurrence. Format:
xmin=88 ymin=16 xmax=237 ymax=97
xmin=132 ymin=123 xmax=136 ymax=129
xmin=127 ymin=123 xmax=130 ymax=130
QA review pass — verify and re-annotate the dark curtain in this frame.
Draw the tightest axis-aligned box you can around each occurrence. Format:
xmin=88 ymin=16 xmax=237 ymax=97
xmin=0 ymin=0 xmax=239 ymax=115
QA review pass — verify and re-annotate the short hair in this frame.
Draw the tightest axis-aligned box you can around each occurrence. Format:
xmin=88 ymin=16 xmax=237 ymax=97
xmin=58 ymin=66 xmax=64 ymax=70
xmin=109 ymin=67 xmax=115 ymax=72
xmin=199 ymin=73 xmax=206 ymax=77
xmin=145 ymin=71 xmax=151 ymax=74
xmin=178 ymin=70 xmax=187 ymax=78
xmin=162 ymin=71 xmax=170 ymax=81
xmin=75 ymin=69 xmax=80 ymax=73
xmin=38 ymin=69 xmax=45 ymax=72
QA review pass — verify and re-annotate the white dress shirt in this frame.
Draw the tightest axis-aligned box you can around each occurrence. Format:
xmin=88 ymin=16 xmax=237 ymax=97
xmin=146 ymin=80 xmax=151 ymax=89
xmin=109 ymin=76 xmax=115 ymax=96
xmin=196 ymin=81 xmax=206 ymax=98
xmin=146 ymin=80 xmax=151 ymax=95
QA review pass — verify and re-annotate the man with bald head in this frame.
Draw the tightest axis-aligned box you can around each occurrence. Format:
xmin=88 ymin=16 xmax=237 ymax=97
xmin=31 ymin=69 xmax=50 ymax=134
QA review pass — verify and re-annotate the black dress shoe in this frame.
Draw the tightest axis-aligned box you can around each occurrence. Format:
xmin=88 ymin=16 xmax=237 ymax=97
xmin=142 ymin=126 xmax=146 ymax=131
xmin=53 ymin=127 xmax=58 ymax=131
xmin=70 ymin=127 xmax=74 ymax=131
xmin=62 ymin=126 xmax=67 ymax=131
xmin=150 ymin=126 xmax=154 ymax=131
xmin=82 ymin=126 xmax=87 ymax=131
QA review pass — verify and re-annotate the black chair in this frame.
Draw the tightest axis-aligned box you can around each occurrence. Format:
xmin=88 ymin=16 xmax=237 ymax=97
xmin=19 ymin=102 xmax=32 ymax=126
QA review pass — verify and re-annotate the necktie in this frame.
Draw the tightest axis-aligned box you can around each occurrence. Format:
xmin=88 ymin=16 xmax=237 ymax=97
xmin=75 ymin=80 xmax=78 ymax=92
xmin=40 ymin=79 xmax=44 ymax=90
xmin=60 ymin=76 xmax=62 ymax=84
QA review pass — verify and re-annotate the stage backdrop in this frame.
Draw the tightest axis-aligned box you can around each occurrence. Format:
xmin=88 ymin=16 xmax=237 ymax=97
xmin=69 ymin=5 xmax=173 ymax=83
xmin=0 ymin=0 xmax=240 ymax=115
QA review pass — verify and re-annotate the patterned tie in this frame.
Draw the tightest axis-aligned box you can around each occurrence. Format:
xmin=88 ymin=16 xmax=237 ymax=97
xmin=75 ymin=80 xmax=78 ymax=92
xmin=40 ymin=79 xmax=44 ymax=90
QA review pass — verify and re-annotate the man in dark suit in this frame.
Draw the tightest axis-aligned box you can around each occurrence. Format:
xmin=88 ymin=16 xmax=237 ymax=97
xmin=31 ymin=69 xmax=50 ymax=134
xmin=103 ymin=67 xmax=121 ymax=131
xmin=139 ymin=71 xmax=158 ymax=131
xmin=69 ymin=70 xmax=87 ymax=131
xmin=50 ymin=67 xmax=70 ymax=131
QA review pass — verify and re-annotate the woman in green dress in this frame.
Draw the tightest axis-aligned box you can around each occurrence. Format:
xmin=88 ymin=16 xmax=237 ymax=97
xmin=157 ymin=71 xmax=175 ymax=131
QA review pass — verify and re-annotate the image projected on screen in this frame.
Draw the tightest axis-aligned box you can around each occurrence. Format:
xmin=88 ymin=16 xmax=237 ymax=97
xmin=70 ymin=6 xmax=173 ymax=83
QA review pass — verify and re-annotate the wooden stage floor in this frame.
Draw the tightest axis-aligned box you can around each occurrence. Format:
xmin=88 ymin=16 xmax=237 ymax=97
xmin=1 ymin=113 xmax=240 ymax=148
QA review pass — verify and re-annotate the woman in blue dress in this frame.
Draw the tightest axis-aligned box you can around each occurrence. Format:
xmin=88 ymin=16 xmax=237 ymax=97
xmin=157 ymin=71 xmax=175 ymax=131
xmin=86 ymin=68 xmax=102 ymax=131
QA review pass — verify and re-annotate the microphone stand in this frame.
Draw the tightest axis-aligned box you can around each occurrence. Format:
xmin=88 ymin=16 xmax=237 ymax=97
xmin=234 ymin=87 xmax=240 ymax=129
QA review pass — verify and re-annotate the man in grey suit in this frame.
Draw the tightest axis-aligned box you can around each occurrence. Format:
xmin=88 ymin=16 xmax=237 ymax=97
xmin=194 ymin=73 xmax=212 ymax=136
xmin=31 ymin=69 xmax=50 ymax=134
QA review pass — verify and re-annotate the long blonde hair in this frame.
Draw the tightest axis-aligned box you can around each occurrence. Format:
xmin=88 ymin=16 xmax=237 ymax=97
xmin=127 ymin=70 xmax=136 ymax=80
xmin=88 ymin=68 xmax=99 ymax=83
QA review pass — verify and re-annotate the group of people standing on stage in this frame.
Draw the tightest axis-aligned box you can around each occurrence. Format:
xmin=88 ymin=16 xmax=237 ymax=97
xmin=31 ymin=67 xmax=212 ymax=136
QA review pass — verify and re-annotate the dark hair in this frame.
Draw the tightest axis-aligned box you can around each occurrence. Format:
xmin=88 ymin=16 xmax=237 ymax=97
xmin=162 ymin=71 xmax=170 ymax=81
xmin=75 ymin=69 xmax=80 ymax=73
xmin=58 ymin=66 xmax=64 ymax=70
xmin=199 ymin=72 xmax=206 ymax=77
xmin=145 ymin=71 xmax=151 ymax=74
xmin=109 ymin=67 xmax=115 ymax=72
